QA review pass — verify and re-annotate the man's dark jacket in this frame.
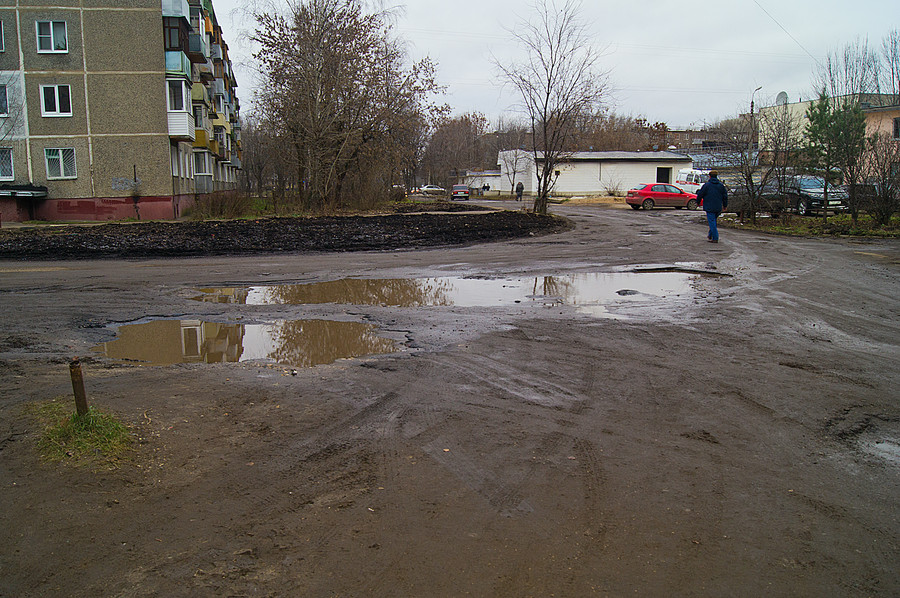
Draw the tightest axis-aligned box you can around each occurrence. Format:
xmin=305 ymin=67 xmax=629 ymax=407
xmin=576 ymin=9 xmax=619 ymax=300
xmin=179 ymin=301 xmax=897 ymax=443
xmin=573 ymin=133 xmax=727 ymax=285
xmin=696 ymin=176 xmax=728 ymax=213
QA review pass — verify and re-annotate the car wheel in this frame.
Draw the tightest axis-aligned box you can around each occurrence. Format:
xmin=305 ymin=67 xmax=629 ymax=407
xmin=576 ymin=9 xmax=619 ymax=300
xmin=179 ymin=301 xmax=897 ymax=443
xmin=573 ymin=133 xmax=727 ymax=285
xmin=686 ymin=199 xmax=698 ymax=210
xmin=630 ymin=204 xmax=641 ymax=210
xmin=641 ymin=198 xmax=654 ymax=210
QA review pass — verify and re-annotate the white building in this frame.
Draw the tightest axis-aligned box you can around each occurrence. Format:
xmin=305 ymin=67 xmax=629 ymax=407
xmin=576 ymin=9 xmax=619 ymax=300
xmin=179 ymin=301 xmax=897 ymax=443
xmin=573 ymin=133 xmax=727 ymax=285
xmin=497 ymin=150 xmax=693 ymax=196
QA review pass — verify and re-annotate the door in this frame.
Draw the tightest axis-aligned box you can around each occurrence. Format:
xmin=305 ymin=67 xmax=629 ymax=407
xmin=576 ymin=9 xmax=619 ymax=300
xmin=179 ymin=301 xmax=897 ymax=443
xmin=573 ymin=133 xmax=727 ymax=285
xmin=656 ymin=167 xmax=672 ymax=183
xmin=650 ymin=184 xmax=673 ymax=206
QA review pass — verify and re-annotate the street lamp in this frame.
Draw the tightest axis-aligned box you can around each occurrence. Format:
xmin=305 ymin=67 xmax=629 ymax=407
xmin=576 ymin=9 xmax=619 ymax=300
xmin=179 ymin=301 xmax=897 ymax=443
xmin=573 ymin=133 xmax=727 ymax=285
xmin=749 ymin=86 xmax=762 ymax=154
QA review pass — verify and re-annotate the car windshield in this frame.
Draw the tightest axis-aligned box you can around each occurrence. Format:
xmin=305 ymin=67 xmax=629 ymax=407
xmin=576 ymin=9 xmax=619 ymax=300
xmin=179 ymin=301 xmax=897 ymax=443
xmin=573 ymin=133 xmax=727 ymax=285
xmin=699 ymin=174 xmax=709 ymax=183
xmin=630 ymin=185 xmax=645 ymax=190
xmin=453 ymin=185 xmax=466 ymax=190
xmin=799 ymin=177 xmax=826 ymax=189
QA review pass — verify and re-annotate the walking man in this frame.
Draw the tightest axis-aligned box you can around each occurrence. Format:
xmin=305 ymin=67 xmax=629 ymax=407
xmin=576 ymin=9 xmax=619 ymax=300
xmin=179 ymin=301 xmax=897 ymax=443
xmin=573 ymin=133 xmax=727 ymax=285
xmin=696 ymin=170 xmax=728 ymax=243
xmin=515 ymin=181 xmax=524 ymax=202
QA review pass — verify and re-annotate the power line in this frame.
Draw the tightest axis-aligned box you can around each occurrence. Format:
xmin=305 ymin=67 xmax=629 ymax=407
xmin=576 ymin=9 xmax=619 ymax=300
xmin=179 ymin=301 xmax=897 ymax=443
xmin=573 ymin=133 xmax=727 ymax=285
xmin=751 ymin=0 xmax=823 ymax=67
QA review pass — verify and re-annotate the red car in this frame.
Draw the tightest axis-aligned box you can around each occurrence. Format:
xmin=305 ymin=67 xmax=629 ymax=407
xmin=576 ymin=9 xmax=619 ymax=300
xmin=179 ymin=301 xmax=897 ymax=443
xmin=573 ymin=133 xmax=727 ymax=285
xmin=626 ymin=183 xmax=699 ymax=210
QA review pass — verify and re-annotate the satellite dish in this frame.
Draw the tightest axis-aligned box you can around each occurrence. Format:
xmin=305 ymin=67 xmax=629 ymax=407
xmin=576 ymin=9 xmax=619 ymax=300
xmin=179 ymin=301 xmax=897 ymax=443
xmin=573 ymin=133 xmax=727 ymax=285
xmin=776 ymin=91 xmax=788 ymax=106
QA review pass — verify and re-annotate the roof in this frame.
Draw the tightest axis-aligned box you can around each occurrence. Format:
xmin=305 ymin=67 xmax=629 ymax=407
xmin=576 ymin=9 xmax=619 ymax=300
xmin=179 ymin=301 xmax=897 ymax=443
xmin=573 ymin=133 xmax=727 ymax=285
xmin=499 ymin=150 xmax=691 ymax=163
xmin=553 ymin=151 xmax=692 ymax=162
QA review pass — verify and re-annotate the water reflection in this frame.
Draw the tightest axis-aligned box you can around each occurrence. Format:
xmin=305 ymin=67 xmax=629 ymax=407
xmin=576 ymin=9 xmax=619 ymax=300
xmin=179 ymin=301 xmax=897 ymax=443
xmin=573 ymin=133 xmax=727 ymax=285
xmin=93 ymin=319 xmax=396 ymax=367
xmin=193 ymin=273 xmax=698 ymax=308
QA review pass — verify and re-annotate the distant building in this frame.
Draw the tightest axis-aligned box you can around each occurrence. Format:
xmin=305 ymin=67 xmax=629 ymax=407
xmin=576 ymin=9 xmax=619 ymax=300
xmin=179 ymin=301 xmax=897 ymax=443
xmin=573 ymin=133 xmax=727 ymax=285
xmin=497 ymin=150 xmax=693 ymax=196
xmin=758 ymin=93 xmax=900 ymax=159
xmin=0 ymin=0 xmax=241 ymax=223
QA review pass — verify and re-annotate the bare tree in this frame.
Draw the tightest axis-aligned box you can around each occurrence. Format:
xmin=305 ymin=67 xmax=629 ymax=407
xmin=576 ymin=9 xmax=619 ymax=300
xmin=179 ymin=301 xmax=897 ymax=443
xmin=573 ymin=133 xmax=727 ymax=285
xmin=758 ymin=99 xmax=804 ymax=207
xmin=496 ymin=0 xmax=608 ymax=214
xmin=713 ymin=114 xmax=776 ymax=224
xmin=252 ymin=0 xmax=442 ymax=211
xmin=862 ymin=132 xmax=900 ymax=226
xmin=421 ymin=112 xmax=490 ymax=188
xmin=815 ymin=36 xmax=882 ymax=101
xmin=239 ymin=116 xmax=274 ymax=198
xmin=493 ymin=116 xmax=529 ymax=194
xmin=881 ymin=29 xmax=900 ymax=98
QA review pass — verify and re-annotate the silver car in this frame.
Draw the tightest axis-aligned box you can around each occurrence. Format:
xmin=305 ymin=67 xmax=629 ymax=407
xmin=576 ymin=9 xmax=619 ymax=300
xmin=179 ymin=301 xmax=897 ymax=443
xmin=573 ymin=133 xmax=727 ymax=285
xmin=419 ymin=185 xmax=445 ymax=196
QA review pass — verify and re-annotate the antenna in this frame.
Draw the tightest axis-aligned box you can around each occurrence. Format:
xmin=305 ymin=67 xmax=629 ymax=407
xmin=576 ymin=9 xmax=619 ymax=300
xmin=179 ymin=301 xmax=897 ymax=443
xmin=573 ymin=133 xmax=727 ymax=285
xmin=776 ymin=91 xmax=788 ymax=106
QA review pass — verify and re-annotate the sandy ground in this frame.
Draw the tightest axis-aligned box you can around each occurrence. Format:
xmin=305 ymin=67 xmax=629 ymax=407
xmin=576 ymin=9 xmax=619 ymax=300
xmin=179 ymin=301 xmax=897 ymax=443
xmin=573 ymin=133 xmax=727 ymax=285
xmin=1 ymin=201 xmax=899 ymax=597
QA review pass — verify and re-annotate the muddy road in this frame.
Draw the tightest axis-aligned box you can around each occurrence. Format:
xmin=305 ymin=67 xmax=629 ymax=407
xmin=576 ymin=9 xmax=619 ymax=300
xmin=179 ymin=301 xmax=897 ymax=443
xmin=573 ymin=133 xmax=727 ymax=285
xmin=1 ymin=203 xmax=899 ymax=597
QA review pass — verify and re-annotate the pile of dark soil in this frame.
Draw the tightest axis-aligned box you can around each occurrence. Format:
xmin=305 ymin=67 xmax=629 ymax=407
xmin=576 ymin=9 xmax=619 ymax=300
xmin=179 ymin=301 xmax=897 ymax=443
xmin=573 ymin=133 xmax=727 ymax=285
xmin=0 ymin=209 xmax=571 ymax=260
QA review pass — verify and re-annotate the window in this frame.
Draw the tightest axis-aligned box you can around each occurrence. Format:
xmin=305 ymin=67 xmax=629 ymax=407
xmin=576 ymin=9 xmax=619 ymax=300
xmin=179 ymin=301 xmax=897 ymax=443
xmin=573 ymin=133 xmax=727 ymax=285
xmin=193 ymin=105 xmax=203 ymax=128
xmin=167 ymin=80 xmax=186 ymax=111
xmin=194 ymin=152 xmax=210 ymax=175
xmin=45 ymin=148 xmax=76 ymax=179
xmin=41 ymin=84 xmax=72 ymax=116
xmin=0 ymin=148 xmax=12 ymax=180
xmin=163 ymin=17 xmax=186 ymax=52
xmin=893 ymin=117 xmax=899 ymax=140
xmin=0 ymin=85 xmax=7 ymax=117
xmin=36 ymin=21 xmax=67 ymax=53
xmin=0 ymin=20 xmax=5 ymax=52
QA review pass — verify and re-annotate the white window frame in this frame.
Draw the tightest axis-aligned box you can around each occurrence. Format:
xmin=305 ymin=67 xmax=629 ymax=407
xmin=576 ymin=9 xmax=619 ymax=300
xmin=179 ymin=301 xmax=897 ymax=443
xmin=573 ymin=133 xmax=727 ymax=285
xmin=40 ymin=84 xmax=72 ymax=117
xmin=44 ymin=147 xmax=76 ymax=180
xmin=0 ymin=84 xmax=7 ymax=117
xmin=36 ymin=20 xmax=67 ymax=53
xmin=167 ymin=79 xmax=188 ymax=112
xmin=0 ymin=147 xmax=13 ymax=180
xmin=0 ymin=20 xmax=5 ymax=53
xmin=193 ymin=152 xmax=210 ymax=175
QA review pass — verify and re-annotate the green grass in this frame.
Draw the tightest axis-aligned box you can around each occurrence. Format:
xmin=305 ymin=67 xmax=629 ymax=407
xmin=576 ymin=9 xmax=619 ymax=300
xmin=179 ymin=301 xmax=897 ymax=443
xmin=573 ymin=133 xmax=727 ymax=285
xmin=721 ymin=213 xmax=900 ymax=238
xmin=27 ymin=398 xmax=134 ymax=468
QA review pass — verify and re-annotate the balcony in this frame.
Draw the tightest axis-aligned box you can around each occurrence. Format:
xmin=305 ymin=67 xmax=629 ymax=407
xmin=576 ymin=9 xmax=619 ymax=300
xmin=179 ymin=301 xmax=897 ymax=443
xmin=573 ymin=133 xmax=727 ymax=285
xmin=165 ymin=51 xmax=191 ymax=79
xmin=186 ymin=33 xmax=208 ymax=63
xmin=209 ymin=43 xmax=222 ymax=61
xmin=197 ymin=59 xmax=214 ymax=82
xmin=162 ymin=0 xmax=190 ymax=20
xmin=191 ymin=82 xmax=211 ymax=105
xmin=193 ymin=128 xmax=211 ymax=149
xmin=168 ymin=111 xmax=195 ymax=142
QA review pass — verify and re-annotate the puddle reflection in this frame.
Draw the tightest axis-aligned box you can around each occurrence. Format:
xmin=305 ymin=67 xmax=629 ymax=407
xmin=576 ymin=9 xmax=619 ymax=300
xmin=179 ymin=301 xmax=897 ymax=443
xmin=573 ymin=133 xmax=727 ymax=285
xmin=193 ymin=273 xmax=699 ymax=308
xmin=93 ymin=319 xmax=396 ymax=367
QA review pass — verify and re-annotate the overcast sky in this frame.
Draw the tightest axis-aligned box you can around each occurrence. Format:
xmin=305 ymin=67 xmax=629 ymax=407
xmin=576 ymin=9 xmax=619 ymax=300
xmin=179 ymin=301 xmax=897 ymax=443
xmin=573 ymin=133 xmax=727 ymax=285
xmin=215 ymin=0 xmax=898 ymax=129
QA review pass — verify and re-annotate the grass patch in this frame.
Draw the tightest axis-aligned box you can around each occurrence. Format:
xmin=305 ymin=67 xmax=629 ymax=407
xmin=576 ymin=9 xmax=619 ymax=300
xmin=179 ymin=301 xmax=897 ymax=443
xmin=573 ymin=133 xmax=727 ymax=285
xmin=27 ymin=397 xmax=134 ymax=468
xmin=721 ymin=213 xmax=900 ymax=238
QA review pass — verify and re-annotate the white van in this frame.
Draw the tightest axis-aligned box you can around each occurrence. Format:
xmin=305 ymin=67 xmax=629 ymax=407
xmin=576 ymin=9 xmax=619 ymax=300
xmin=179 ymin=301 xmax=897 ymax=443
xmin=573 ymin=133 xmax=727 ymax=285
xmin=675 ymin=168 xmax=710 ymax=193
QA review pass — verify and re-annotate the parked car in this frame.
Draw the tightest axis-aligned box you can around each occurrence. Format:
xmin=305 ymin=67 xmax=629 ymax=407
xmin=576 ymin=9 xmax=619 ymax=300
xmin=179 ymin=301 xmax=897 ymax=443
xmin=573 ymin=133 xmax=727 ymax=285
xmin=786 ymin=175 xmax=848 ymax=216
xmin=450 ymin=184 xmax=470 ymax=200
xmin=626 ymin=183 xmax=699 ymax=210
xmin=728 ymin=180 xmax=789 ymax=216
xmin=419 ymin=185 xmax=445 ymax=196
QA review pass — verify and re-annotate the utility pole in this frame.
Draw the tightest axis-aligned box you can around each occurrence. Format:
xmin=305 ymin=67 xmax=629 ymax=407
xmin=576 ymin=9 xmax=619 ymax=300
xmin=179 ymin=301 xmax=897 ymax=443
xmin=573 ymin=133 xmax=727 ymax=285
xmin=749 ymin=86 xmax=762 ymax=156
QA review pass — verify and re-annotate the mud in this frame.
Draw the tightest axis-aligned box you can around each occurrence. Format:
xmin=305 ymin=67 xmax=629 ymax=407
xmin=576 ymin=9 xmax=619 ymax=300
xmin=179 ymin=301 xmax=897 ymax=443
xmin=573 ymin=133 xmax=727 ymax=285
xmin=1 ymin=201 xmax=899 ymax=597
xmin=0 ymin=203 xmax=569 ymax=260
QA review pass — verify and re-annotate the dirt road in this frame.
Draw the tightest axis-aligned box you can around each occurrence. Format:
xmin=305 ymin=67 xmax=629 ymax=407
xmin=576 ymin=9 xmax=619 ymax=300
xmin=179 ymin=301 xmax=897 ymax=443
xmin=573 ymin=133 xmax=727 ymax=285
xmin=1 ymin=203 xmax=899 ymax=596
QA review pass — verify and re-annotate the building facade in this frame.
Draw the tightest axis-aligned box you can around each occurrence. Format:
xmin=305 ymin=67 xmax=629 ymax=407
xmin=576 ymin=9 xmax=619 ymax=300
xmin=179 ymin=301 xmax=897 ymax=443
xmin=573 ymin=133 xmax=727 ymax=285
xmin=497 ymin=150 xmax=693 ymax=197
xmin=0 ymin=0 xmax=241 ymax=223
xmin=758 ymin=93 xmax=900 ymax=159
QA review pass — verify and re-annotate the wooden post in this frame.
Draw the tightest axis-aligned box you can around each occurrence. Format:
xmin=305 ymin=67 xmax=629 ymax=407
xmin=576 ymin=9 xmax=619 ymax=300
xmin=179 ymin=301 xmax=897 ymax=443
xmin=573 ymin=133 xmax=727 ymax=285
xmin=69 ymin=359 xmax=89 ymax=416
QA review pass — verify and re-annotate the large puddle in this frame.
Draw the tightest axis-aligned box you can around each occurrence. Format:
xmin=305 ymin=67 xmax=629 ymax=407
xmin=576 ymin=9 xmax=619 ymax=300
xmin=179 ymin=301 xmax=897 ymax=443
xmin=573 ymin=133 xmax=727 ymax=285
xmin=93 ymin=319 xmax=396 ymax=368
xmin=191 ymin=272 xmax=710 ymax=309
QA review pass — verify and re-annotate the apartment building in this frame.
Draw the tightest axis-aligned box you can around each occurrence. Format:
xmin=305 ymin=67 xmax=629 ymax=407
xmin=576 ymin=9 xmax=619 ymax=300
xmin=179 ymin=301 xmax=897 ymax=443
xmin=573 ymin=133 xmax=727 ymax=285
xmin=0 ymin=0 xmax=241 ymax=222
